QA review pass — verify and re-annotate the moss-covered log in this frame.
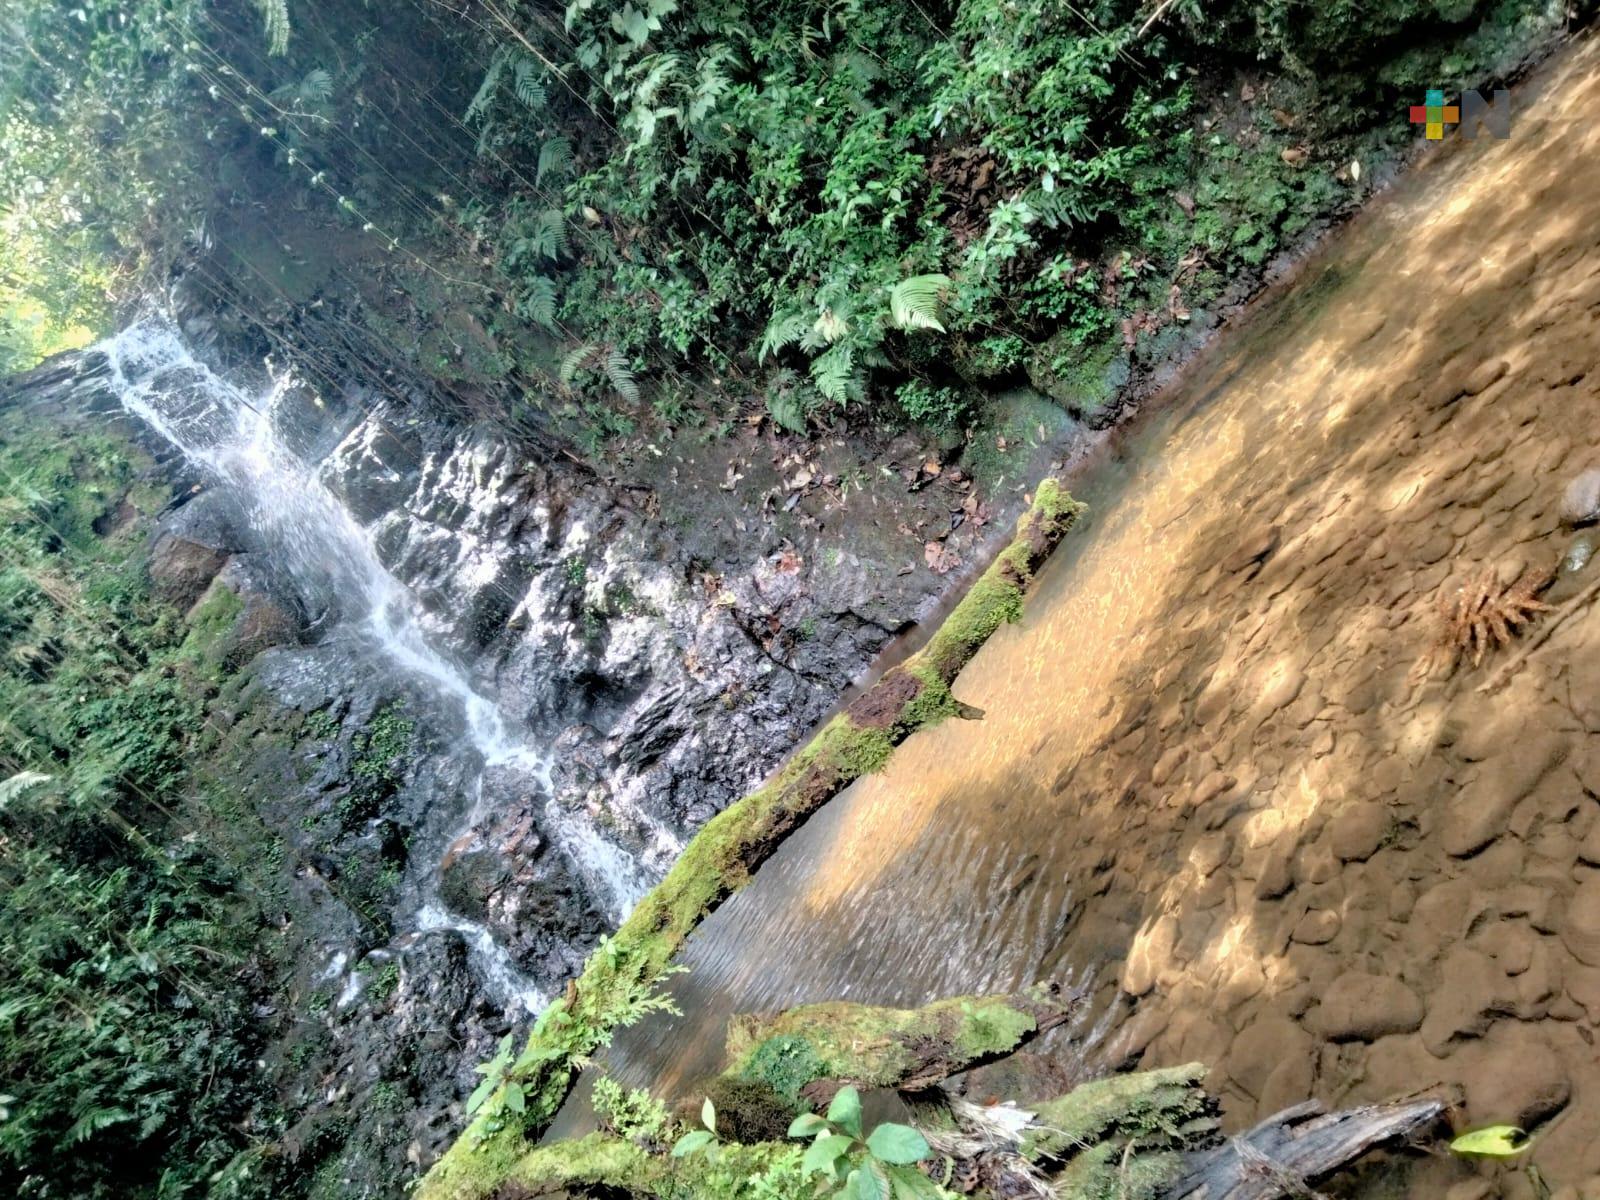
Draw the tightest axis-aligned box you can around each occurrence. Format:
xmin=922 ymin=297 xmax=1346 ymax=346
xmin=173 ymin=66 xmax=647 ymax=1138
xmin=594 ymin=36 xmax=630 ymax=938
xmin=471 ymin=1064 xmax=1215 ymax=1200
xmin=419 ymin=481 xmax=1084 ymax=1200
xmin=722 ymin=982 xmax=1083 ymax=1105
xmin=477 ymin=1131 xmax=800 ymax=1198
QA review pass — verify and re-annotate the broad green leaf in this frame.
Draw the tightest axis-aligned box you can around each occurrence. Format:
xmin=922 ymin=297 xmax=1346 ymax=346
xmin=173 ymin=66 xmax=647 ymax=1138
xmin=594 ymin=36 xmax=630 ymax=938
xmin=827 ymin=1086 xmax=864 ymax=1138
xmin=845 ymin=1164 xmax=888 ymax=1200
xmin=1450 ymin=1126 xmax=1531 ymax=1157
xmin=502 ymin=1082 xmax=526 ymax=1114
xmin=887 ymin=1164 xmax=947 ymax=1200
xmin=801 ymin=1133 xmax=854 ymax=1178
xmin=701 ymin=1096 xmax=717 ymax=1132
xmin=464 ymin=1076 xmax=497 ymax=1115
xmin=788 ymin=1112 xmax=829 ymax=1139
xmin=672 ymin=1129 xmax=715 ymax=1157
xmin=865 ymin=1122 xmax=930 ymax=1165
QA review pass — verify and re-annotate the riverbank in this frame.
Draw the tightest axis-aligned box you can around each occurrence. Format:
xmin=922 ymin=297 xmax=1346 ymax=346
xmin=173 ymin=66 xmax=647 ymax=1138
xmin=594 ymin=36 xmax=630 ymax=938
xmin=524 ymin=27 xmax=1600 ymax=1200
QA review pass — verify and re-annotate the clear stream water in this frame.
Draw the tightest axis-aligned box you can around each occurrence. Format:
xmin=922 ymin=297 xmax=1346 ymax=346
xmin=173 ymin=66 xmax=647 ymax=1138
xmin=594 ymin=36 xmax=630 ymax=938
xmin=545 ymin=36 xmax=1600 ymax=1162
xmin=104 ymin=316 xmax=649 ymax=1012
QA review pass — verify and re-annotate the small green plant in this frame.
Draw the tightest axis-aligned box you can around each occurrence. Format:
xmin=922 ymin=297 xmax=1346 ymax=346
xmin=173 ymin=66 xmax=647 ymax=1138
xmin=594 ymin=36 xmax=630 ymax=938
xmin=466 ymin=1034 xmax=520 ymax=1118
xmin=672 ymin=1097 xmax=722 ymax=1161
xmin=593 ymin=1077 xmax=671 ymax=1144
xmin=788 ymin=1086 xmax=936 ymax=1200
xmin=895 ymin=380 xmax=971 ymax=430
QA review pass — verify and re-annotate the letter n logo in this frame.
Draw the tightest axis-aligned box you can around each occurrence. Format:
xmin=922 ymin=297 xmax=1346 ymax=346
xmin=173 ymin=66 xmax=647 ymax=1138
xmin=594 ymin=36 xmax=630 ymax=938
xmin=1459 ymin=89 xmax=1512 ymax=139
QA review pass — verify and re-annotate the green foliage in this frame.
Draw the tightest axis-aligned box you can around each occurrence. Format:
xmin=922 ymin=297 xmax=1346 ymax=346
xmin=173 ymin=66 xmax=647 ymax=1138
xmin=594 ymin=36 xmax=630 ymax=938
xmin=787 ymin=1087 xmax=936 ymax=1200
xmin=255 ymin=0 xmax=292 ymax=56
xmin=352 ymin=702 xmax=414 ymax=782
xmin=592 ymin=1077 xmax=672 ymax=1144
xmin=445 ymin=0 xmax=1556 ymax=441
xmin=895 ymin=381 xmax=971 ymax=430
xmin=0 ymin=418 xmax=281 ymax=1198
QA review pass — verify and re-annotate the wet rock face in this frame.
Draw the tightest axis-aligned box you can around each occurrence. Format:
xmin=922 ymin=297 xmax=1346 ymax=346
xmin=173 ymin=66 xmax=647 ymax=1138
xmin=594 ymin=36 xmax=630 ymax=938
xmin=323 ymin=414 xmax=961 ymax=850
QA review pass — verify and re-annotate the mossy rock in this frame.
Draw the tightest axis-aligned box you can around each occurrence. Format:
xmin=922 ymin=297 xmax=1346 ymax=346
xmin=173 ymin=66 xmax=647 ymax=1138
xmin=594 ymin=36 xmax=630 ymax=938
xmin=1027 ymin=334 xmax=1130 ymax=429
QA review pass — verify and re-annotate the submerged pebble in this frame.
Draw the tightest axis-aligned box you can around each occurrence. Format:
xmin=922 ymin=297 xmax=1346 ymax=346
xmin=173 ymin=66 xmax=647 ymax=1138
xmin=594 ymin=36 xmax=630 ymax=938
xmin=1560 ymin=467 xmax=1600 ymax=527
xmin=1564 ymin=534 xmax=1595 ymax=575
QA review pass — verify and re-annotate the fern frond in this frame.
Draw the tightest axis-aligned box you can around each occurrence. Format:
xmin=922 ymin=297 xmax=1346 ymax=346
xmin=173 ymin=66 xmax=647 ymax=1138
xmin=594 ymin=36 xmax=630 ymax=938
xmin=633 ymin=52 xmax=681 ymax=106
xmin=688 ymin=45 xmax=734 ymax=122
xmin=516 ymin=277 xmax=559 ymax=330
xmin=888 ymin=273 xmax=952 ymax=333
xmin=255 ymin=0 xmax=290 ymax=56
xmin=559 ymin=343 xmax=598 ymax=385
xmin=297 ymin=67 xmax=333 ymax=106
xmin=810 ymin=309 xmax=849 ymax=346
xmin=810 ymin=343 xmax=860 ymax=406
xmin=465 ymin=49 xmax=509 ymax=124
xmin=758 ymin=310 xmax=811 ymax=362
xmin=537 ymin=136 xmax=574 ymax=185
xmin=0 ymin=770 xmax=50 ymax=808
xmin=513 ymin=58 xmax=547 ymax=109
xmin=765 ymin=369 xmax=808 ymax=433
xmin=603 ymin=348 xmax=640 ymax=404
xmin=534 ymin=208 xmax=568 ymax=260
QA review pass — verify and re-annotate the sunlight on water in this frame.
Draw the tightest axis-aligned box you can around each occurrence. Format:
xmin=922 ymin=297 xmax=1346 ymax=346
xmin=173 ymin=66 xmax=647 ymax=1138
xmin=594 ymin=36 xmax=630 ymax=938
xmin=571 ymin=39 xmax=1600 ymax=1119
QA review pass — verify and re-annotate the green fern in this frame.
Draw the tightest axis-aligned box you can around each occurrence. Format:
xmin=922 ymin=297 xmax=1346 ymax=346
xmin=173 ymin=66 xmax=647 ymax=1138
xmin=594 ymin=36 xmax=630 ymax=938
xmin=810 ymin=343 xmax=861 ymax=406
xmin=559 ymin=342 xmax=597 ymax=385
xmin=537 ymin=136 xmax=574 ymax=185
xmin=517 ymin=277 xmax=559 ymax=330
xmin=888 ymin=273 xmax=951 ymax=334
xmin=0 ymin=770 xmax=50 ymax=808
xmin=254 ymin=0 xmax=290 ymax=56
xmin=513 ymin=58 xmax=547 ymax=109
xmin=758 ymin=310 xmax=811 ymax=362
xmin=559 ymin=343 xmax=640 ymax=404
xmin=465 ymin=49 xmax=509 ymax=124
xmin=297 ymin=67 xmax=333 ymax=106
xmin=687 ymin=45 xmax=734 ymax=122
xmin=764 ymin=369 xmax=808 ymax=433
xmin=533 ymin=208 xmax=568 ymax=260
xmin=602 ymin=347 xmax=640 ymax=404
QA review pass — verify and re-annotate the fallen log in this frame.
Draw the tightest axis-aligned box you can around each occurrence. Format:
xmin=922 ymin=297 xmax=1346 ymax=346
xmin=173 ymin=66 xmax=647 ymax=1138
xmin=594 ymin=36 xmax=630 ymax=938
xmin=1163 ymin=1095 xmax=1450 ymax=1200
xmin=720 ymin=982 xmax=1085 ymax=1106
xmin=419 ymin=481 xmax=1085 ymax=1200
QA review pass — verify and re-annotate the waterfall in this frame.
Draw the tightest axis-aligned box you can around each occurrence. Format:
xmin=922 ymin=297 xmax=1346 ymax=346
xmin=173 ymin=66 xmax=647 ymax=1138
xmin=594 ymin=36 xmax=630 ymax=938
xmin=103 ymin=316 xmax=648 ymax=1012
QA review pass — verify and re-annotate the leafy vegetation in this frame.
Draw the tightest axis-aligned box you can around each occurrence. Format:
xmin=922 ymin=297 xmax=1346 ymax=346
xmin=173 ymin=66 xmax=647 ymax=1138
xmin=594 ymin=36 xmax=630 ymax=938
xmin=0 ymin=418 xmax=284 ymax=1198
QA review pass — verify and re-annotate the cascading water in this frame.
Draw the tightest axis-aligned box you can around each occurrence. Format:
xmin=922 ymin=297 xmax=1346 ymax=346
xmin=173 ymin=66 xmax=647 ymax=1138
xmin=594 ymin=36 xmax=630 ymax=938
xmin=103 ymin=315 xmax=649 ymax=1012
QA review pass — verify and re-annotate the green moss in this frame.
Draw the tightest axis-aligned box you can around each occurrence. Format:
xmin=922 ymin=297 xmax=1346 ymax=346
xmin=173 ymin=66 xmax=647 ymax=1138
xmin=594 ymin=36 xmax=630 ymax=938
xmin=951 ymin=998 xmax=1037 ymax=1061
xmin=1028 ymin=334 xmax=1129 ymax=421
xmin=736 ymin=1034 xmax=826 ymax=1102
xmin=176 ymin=579 xmax=243 ymax=679
xmin=725 ymin=988 xmax=1060 ymax=1096
xmin=1024 ymin=1063 xmax=1212 ymax=1161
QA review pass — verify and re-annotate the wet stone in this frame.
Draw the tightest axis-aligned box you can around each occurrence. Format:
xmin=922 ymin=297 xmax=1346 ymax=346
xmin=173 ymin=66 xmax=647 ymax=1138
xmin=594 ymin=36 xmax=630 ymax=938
xmin=1292 ymin=908 xmax=1341 ymax=945
xmin=1328 ymin=802 xmax=1388 ymax=862
xmin=1561 ymin=466 xmax=1600 ymax=526
xmin=1309 ymin=971 xmax=1425 ymax=1041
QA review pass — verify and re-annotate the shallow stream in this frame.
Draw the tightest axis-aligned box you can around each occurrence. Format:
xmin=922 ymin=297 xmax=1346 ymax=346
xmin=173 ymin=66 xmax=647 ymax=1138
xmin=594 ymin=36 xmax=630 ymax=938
xmin=560 ymin=37 xmax=1600 ymax=1196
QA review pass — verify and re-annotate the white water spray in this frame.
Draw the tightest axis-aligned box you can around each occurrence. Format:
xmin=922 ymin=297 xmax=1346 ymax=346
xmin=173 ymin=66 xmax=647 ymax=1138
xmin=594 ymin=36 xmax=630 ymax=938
xmin=104 ymin=317 xmax=648 ymax=1011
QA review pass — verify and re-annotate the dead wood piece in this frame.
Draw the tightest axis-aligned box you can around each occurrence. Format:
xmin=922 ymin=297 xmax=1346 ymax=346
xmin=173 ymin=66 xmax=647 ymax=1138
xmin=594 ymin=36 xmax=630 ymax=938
xmin=1163 ymin=1096 xmax=1447 ymax=1200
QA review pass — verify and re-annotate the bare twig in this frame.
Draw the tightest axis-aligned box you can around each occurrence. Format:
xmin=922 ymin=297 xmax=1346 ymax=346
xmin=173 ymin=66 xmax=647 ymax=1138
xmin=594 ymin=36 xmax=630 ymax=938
xmin=1479 ymin=573 xmax=1600 ymax=693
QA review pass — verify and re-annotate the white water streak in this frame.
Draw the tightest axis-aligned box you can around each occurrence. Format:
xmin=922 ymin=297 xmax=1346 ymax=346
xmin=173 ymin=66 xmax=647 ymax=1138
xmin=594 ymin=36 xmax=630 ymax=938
xmin=104 ymin=317 xmax=645 ymax=1010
